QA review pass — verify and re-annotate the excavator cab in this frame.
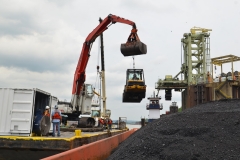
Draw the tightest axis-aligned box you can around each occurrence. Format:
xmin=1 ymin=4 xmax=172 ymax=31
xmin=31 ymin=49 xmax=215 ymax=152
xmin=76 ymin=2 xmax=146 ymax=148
xmin=122 ymin=69 xmax=146 ymax=103
xmin=120 ymin=29 xmax=147 ymax=57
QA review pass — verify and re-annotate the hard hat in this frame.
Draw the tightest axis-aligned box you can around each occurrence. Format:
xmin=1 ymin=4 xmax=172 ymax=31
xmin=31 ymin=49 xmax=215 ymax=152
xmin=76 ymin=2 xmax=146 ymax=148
xmin=54 ymin=105 xmax=58 ymax=109
xmin=46 ymin=106 xmax=50 ymax=109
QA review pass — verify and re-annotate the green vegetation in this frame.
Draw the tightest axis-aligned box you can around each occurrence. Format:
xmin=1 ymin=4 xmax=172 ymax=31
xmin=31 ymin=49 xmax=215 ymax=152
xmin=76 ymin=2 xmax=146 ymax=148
xmin=178 ymin=107 xmax=182 ymax=112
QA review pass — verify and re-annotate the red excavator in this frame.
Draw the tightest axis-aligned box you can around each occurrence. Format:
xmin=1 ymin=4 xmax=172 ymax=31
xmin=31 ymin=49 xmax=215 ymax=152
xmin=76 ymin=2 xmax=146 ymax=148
xmin=68 ymin=14 xmax=147 ymax=127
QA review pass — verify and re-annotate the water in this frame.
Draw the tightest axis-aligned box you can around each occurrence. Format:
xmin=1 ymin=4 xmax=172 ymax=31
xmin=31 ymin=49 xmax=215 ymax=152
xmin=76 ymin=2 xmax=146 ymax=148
xmin=127 ymin=124 xmax=141 ymax=130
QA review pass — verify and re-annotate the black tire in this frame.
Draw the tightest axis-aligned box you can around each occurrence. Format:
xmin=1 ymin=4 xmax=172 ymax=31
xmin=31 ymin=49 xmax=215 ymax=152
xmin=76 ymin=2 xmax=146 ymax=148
xmin=40 ymin=116 xmax=51 ymax=136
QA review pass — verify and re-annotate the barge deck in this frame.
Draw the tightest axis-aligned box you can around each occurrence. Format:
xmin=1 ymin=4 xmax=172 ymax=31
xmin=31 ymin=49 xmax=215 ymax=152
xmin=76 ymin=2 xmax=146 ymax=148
xmin=0 ymin=129 xmax=128 ymax=160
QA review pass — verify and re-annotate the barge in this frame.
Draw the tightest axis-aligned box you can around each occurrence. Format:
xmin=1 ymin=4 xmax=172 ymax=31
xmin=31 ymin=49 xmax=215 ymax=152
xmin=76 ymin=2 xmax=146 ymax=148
xmin=0 ymin=88 xmax=133 ymax=160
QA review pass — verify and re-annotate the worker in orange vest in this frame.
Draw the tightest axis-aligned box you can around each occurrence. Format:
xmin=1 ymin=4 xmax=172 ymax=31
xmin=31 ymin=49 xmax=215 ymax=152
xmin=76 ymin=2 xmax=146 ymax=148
xmin=108 ymin=118 xmax=113 ymax=130
xmin=44 ymin=106 xmax=50 ymax=117
xmin=51 ymin=105 xmax=62 ymax=137
xmin=40 ymin=106 xmax=51 ymax=136
xmin=99 ymin=118 xmax=105 ymax=125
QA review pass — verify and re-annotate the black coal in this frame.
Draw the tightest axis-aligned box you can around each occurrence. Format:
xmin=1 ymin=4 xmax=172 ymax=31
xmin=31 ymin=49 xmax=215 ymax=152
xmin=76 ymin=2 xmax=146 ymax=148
xmin=107 ymin=99 xmax=240 ymax=160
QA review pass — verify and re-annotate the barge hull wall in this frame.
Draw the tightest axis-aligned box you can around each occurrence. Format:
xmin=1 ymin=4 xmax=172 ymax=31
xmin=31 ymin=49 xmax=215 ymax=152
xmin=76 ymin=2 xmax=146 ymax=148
xmin=41 ymin=128 xmax=138 ymax=160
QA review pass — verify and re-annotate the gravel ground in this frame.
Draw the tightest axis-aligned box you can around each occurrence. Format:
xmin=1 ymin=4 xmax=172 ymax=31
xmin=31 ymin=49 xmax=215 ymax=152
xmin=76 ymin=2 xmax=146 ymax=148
xmin=107 ymin=99 xmax=240 ymax=160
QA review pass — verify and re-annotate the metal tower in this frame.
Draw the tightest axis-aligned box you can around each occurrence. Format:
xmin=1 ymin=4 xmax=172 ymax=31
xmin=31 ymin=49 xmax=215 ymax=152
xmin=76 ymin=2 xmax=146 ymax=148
xmin=181 ymin=27 xmax=212 ymax=85
xmin=155 ymin=27 xmax=212 ymax=102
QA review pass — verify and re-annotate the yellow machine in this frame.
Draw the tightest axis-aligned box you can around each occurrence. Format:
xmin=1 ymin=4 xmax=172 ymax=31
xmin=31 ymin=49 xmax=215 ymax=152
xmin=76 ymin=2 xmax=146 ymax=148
xmin=190 ymin=26 xmax=212 ymax=34
xmin=122 ymin=69 xmax=146 ymax=103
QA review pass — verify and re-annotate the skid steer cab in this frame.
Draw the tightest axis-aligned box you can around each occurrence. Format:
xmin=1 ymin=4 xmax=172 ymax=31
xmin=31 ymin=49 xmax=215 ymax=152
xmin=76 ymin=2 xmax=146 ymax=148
xmin=122 ymin=69 xmax=146 ymax=103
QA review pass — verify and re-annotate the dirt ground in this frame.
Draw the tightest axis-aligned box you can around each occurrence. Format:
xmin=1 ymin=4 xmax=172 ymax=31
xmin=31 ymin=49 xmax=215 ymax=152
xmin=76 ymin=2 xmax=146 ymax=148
xmin=107 ymin=99 xmax=240 ymax=160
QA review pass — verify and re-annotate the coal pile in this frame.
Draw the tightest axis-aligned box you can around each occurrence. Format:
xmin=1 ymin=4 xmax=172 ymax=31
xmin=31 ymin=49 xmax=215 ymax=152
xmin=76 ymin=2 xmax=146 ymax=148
xmin=108 ymin=99 xmax=240 ymax=160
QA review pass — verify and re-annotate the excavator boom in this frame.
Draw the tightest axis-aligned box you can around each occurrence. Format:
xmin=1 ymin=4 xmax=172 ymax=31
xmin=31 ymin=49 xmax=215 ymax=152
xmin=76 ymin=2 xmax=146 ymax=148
xmin=72 ymin=14 xmax=147 ymax=101
xmin=64 ymin=14 xmax=147 ymax=128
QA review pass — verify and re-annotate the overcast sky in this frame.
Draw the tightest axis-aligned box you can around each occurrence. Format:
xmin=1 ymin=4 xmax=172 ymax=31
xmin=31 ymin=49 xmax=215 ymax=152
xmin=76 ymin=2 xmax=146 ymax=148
xmin=1 ymin=0 xmax=240 ymax=120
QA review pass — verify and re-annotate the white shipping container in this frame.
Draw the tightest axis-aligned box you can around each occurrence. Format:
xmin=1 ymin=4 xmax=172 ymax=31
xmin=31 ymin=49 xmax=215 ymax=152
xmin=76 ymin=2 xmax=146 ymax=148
xmin=0 ymin=88 xmax=58 ymax=136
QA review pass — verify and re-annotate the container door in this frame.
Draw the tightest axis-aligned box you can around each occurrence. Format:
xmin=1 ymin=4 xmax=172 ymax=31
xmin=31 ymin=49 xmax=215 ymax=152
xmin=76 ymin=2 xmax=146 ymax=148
xmin=49 ymin=96 xmax=58 ymax=133
xmin=10 ymin=89 xmax=35 ymax=135
xmin=0 ymin=88 xmax=13 ymax=135
xmin=31 ymin=88 xmax=51 ymax=135
xmin=0 ymin=88 xmax=34 ymax=136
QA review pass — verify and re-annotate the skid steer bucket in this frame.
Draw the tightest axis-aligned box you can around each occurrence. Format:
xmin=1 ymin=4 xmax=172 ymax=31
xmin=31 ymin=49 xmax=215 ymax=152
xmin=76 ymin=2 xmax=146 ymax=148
xmin=122 ymin=92 xmax=143 ymax=103
xmin=121 ymin=41 xmax=147 ymax=57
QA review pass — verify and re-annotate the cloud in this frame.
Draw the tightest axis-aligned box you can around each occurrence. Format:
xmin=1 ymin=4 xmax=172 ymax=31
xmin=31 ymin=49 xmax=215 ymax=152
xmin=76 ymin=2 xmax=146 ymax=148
xmin=0 ymin=23 xmax=84 ymax=72
xmin=1 ymin=0 xmax=240 ymax=120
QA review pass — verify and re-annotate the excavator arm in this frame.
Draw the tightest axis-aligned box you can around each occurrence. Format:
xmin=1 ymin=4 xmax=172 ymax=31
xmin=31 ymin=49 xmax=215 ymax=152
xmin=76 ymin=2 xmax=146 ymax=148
xmin=71 ymin=14 xmax=147 ymax=108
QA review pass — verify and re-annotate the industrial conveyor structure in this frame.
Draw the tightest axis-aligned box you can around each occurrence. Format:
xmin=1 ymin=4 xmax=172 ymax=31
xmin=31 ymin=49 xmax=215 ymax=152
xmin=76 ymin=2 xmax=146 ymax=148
xmin=155 ymin=27 xmax=240 ymax=110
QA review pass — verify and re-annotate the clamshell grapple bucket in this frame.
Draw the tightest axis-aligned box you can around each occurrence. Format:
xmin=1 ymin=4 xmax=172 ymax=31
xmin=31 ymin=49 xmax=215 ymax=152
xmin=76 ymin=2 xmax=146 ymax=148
xmin=120 ymin=41 xmax=147 ymax=57
xmin=120 ymin=29 xmax=147 ymax=57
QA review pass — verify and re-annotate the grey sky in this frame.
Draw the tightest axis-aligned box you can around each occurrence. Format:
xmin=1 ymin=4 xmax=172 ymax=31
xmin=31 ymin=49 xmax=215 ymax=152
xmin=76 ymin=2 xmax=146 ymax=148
xmin=0 ymin=0 xmax=240 ymax=120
